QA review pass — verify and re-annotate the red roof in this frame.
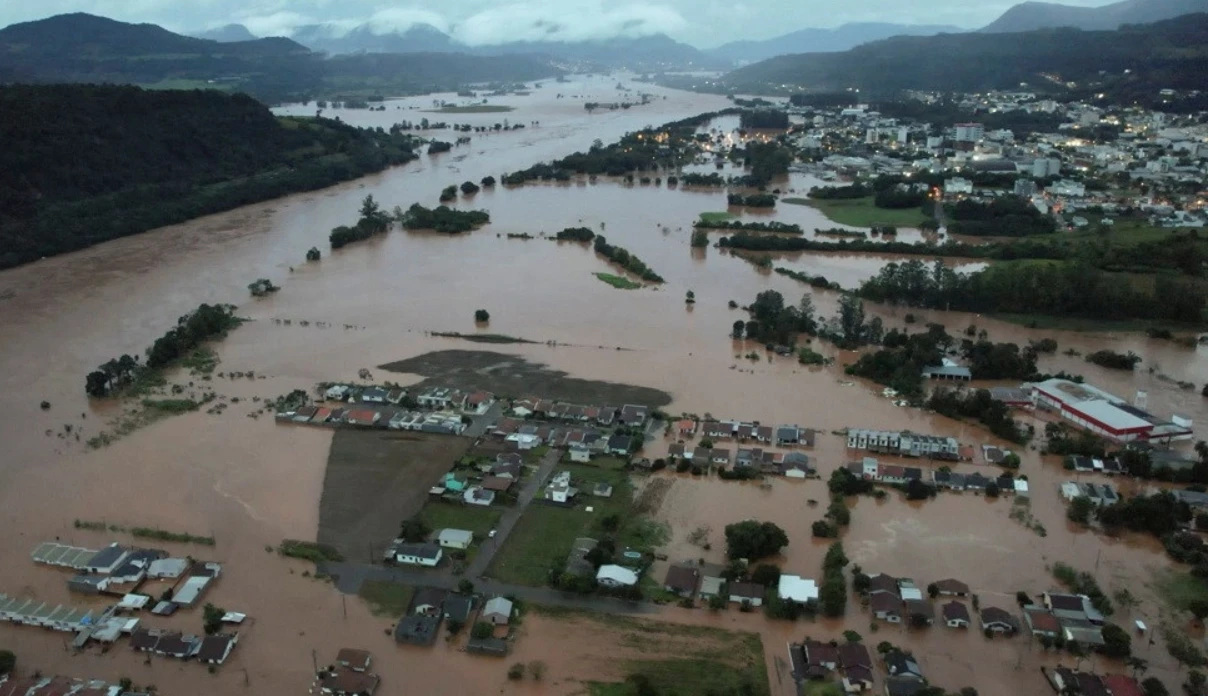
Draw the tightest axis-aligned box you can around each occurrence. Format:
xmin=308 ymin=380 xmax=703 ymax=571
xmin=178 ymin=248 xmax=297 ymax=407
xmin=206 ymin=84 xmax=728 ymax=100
xmin=1102 ymin=675 xmax=1143 ymax=696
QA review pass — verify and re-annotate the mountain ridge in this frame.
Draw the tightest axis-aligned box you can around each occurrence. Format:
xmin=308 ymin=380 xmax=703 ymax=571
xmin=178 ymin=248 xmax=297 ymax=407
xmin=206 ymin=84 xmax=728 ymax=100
xmin=708 ymin=22 xmax=965 ymax=64
xmin=980 ymin=0 xmax=1208 ymax=32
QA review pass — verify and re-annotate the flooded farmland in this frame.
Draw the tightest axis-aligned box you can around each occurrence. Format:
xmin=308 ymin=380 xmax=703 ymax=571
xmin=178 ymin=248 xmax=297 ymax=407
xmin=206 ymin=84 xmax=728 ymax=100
xmin=0 ymin=73 xmax=1205 ymax=695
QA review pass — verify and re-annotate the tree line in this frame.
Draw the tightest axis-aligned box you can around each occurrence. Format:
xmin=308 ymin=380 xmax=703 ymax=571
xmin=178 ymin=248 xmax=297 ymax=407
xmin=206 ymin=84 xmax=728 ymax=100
xmin=593 ymin=235 xmax=664 ymax=283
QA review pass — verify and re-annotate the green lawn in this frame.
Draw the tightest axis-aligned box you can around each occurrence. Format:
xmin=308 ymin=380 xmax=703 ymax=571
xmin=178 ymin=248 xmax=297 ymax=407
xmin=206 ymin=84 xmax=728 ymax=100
xmin=487 ymin=465 xmax=665 ymax=586
xmin=423 ymin=105 xmax=515 ymax=113
xmin=804 ymin=682 xmax=845 ymax=696
xmin=699 ymin=211 xmax=736 ymax=224
xmin=594 ymin=272 xmax=642 ymax=290
xmin=548 ymin=607 xmax=768 ymax=696
xmin=418 ymin=502 xmax=502 ymax=537
xmin=358 ymin=580 xmax=414 ymax=617
xmin=783 ymin=196 xmax=928 ymax=228
xmin=1154 ymin=570 xmax=1208 ymax=612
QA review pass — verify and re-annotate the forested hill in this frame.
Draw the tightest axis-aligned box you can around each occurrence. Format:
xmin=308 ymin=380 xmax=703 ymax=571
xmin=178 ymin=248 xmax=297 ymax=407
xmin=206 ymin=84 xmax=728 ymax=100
xmin=0 ymin=84 xmax=420 ymax=269
xmin=721 ymin=14 xmax=1208 ymax=97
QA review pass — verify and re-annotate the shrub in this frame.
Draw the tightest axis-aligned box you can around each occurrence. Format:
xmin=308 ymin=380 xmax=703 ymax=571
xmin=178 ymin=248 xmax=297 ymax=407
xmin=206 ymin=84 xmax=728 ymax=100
xmin=475 ymin=309 xmax=490 ymax=323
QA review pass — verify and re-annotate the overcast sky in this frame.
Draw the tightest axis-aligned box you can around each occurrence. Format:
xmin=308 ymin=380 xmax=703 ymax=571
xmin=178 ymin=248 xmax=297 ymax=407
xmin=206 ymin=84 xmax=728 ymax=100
xmin=0 ymin=0 xmax=1124 ymax=47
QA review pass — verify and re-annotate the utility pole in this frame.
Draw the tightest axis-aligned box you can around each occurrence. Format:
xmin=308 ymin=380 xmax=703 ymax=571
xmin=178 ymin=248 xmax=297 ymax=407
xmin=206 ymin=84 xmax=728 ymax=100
xmin=311 ymin=648 xmax=317 ymax=675
xmin=341 ymin=594 xmax=347 ymax=619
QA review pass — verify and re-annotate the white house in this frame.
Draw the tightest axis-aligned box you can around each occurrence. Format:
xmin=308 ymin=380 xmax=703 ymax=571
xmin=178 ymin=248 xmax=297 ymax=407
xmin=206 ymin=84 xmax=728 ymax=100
xmin=545 ymin=471 xmax=578 ymax=503
xmin=596 ymin=565 xmax=638 ymax=588
xmin=506 ymin=433 xmax=541 ymax=451
xmin=437 ymin=529 xmax=473 ymax=550
xmin=464 ymin=486 xmax=495 ymax=506
xmin=394 ymin=543 xmax=442 ymax=567
xmin=325 ymin=385 xmax=350 ymax=401
xmin=568 ymin=445 xmax=591 ymax=463
xmin=483 ymin=597 xmax=513 ymax=625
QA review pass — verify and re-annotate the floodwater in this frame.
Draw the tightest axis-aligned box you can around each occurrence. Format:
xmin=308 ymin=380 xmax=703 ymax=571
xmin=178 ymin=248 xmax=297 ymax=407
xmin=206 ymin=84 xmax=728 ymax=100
xmin=0 ymin=73 xmax=1204 ymax=694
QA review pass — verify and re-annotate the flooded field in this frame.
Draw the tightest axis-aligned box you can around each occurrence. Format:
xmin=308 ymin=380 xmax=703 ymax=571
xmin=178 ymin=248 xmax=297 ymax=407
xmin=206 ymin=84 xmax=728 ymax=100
xmin=0 ymin=73 xmax=1204 ymax=694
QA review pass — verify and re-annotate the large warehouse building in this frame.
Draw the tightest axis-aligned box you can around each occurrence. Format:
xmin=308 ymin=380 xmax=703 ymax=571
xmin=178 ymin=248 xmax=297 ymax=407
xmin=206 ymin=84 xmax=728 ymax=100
xmin=1031 ymin=378 xmax=1193 ymax=443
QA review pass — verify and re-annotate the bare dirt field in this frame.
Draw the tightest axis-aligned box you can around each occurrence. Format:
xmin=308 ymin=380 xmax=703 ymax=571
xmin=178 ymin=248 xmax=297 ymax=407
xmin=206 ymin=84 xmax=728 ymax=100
xmin=378 ymin=349 xmax=673 ymax=406
xmin=317 ymin=429 xmax=471 ymax=560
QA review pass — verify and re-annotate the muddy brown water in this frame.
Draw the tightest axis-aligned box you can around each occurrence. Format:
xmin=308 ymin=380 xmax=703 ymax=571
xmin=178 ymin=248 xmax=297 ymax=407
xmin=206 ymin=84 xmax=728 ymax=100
xmin=0 ymin=74 xmax=1203 ymax=694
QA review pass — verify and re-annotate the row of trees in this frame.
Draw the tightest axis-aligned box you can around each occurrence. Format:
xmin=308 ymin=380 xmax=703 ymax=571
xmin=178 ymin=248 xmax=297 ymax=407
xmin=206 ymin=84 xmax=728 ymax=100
xmin=947 ymin=198 xmax=1055 ymax=237
xmin=593 ymin=235 xmax=664 ymax=283
xmin=727 ymin=193 xmax=776 ymax=208
xmin=693 ymin=220 xmax=802 ymax=234
xmin=396 ymin=202 xmax=490 ymax=234
xmin=927 ymin=388 xmax=1030 ymax=444
xmin=329 ymin=195 xmax=392 ymax=248
xmin=85 ymin=304 xmax=240 ymax=396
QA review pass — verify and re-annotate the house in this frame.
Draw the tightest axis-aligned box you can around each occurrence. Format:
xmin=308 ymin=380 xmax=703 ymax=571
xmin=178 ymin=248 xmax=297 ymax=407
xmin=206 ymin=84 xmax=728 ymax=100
xmin=360 ymin=387 xmax=388 ymax=403
xmin=482 ymin=476 xmax=514 ymax=493
xmin=606 ymin=433 xmax=633 ymax=456
xmin=545 ymin=470 xmax=578 ymax=504
xmin=437 ymin=529 xmax=473 ymax=550
xmin=702 ymin=421 xmax=732 ymax=439
xmin=196 ymin=633 xmax=238 ymax=664
xmin=1063 ymin=622 xmax=1106 ymax=648
xmin=885 ymin=676 xmax=926 ymax=696
xmin=620 ymin=405 xmax=648 ymax=426
xmin=336 ymin=648 xmax=373 ymax=672
xmin=154 ymin=632 xmax=200 ymax=659
xmin=844 ymin=666 xmax=875 ymax=693
xmin=466 ymin=391 xmax=494 ymax=412
xmin=1024 ymin=607 xmax=1061 ymax=637
xmin=710 ymin=449 xmax=732 ymax=466
xmin=597 ymin=565 xmax=639 ymax=588
xmin=395 ymin=614 xmax=441 ymax=645
xmin=443 ymin=594 xmax=476 ymax=624
xmin=664 ymin=566 xmax=701 ymax=597
xmin=676 ymin=419 xmax=697 ymax=436
xmin=933 ymin=579 xmax=969 ymax=597
xmin=778 ymin=575 xmax=819 ymax=604
xmin=84 ymin=544 xmax=129 ymax=575
xmin=871 ymin=592 xmax=903 ymax=623
xmin=736 ymin=424 xmax=754 ymax=441
xmin=483 ymin=597 xmax=514 ymax=626
xmin=980 ymin=607 xmax=1016 ymax=633
xmin=491 ymin=458 xmax=523 ymax=478
xmin=699 ymin=576 xmax=725 ymax=599
xmin=1044 ymin=592 xmax=1102 ymax=624
xmin=776 ymin=425 xmax=802 ymax=446
xmin=728 ymin=582 xmax=764 ymax=607
xmin=942 ymin=601 xmax=970 ymax=628
xmin=394 ymin=543 xmax=442 ymax=567
xmin=568 ymin=445 xmax=591 ymax=463
xmin=320 ymin=667 xmax=381 ymax=696
xmin=691 ymin=447 xmax=712 ymax=462
xmin=505 ymin=433 xmax=541 ymax=450
xmin=1102 ymin=674 xmax=1145 ymax=696
xmin=464 ymin=486 xmax=495 ymax=506
xmin=173 ymin=562 xmax=221 ymax=607
xmin=755 ymin=425 xmax=774 ymax=443
xmin=897 ymin=579 xmax=923 ymax=601
xmin=779 ymin=452 xmax=812 ymax=478
xmin=147 ymin=557 xmax=189 ymax=580
xmin=804 ymin=638 xmax=840 ymax=672
xmin=839 ymin=642 xmax=873 ymax=675
xmin=867 ymin=573 xmax=899 ymax=597
xmin=883 ymin=650 xmax=923 ymax=680
xmin=411 ymin=588 xmax=447 ymax=616
xmin=129 ymin=628 xmax=160 ymax=652
xmin=904 ymin=599 xmax=934 ymax=625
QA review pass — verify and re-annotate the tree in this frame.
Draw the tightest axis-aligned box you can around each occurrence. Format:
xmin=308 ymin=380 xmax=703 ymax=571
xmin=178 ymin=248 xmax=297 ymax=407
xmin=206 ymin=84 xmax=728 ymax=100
xmin=724 ymin=520 xmax=789 ymax=560
xmin=447 ymin=619 xmax=465 ymax=634
xmin=306 ymin=246 xmax=321 ymax=262
xmin=460 ymin=180 xmax=480 ymax=195
xmin=844 ymin=630 xmax=862 ymax=643
xmin=627 ymin=674 xmax=658 ymax=696
xmin=475 ymin=309 xmax=490 ymax=323
xmin=1101 ymin=622 xmax=1133 ymax=658
xmin=481 ymin=175 xmax=496 ymax=187
xmin=708 ymin=594 xmax=726 ymax=610
xmin=1142 ymin=677 xmax=1170 ymax=696
xmin=528 ymin=661 xmax=546 ymax=681
xmin=927 ymin=582 xmax=939 ymax=599
xmin=202 ymin=602 xmax=225 ymax=635
xmin=1067 ymin=496 xmax=1094 ymax=524
xmin=0 ymin=651 xmax=13 ymax=676
xmin=399 ymin=517 xmax=431 ymax=543
xmin=1185 ymin=670 xmax=1206 ymax=694
xmin=751 ymin=563 xmax=781 ymax=587
xmin=985 ymin=482 xmax=1000 ymax=498
xmin=812 ymin=520 xmax=839 ymax=538
xmin=458 ymin=579 xmax=475 ymax=595
xmin=686 ymin=290 xmax=696 ymax=304
xmin=1190 ymin=599 xmax=1208 ymax=625
xmin=1114 ymin=588 xmax=1139 ymax=614
xmin=691 ymin=229 xmax=709 ymax=248
xmin=1001 ymin=452 xmax=1021 ymax=469
xmin=471 ymin=622 xmax=495 ymax=640
xmin=732 ymin=320 xmax=745 ymax=339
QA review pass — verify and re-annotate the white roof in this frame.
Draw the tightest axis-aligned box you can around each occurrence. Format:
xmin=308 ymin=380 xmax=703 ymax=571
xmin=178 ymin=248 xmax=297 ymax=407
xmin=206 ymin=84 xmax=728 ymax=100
xmin=596 ymin=565 xmax=638 ymax=586
xmin=148 ymin=558 xmax=189 ymax=578
xmin=900 ymin=587 xmax=924 ymax=601
xmin=438 ymin=529 xmax=474 ymax=545
xmin=117 ymin=594 xmax=151 ymax=610
xmin=1072 ymin=399 xmax=1151 ymax=431
xmin=778 ymin=575 xmax=819 ymax=603
xmin=1014 ymin=480 xmax=1030 ymax=493
xmin=484 ymin=596 xmax=513 ymax=616
xmin=1033 ymin=378 xmax=1120 ymax=406
xmin=221 ymin=612 xmax=247 ymax=624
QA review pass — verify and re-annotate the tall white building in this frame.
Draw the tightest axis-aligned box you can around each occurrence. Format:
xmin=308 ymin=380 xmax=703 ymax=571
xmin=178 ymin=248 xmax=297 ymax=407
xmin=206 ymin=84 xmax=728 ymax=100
xmin=1032 ymin=157 xmax=1061 ymax=178
xmin=954 ymin=123 xmax=984 ymax=142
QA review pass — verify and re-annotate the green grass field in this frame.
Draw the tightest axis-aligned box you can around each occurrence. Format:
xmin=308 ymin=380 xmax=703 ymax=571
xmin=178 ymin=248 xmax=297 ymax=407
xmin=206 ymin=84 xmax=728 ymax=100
xmin=594 ymin=272 xmax=642 ymax=290
xmin=698 ymin=211 xmax=736 ymax=224
xmin=783 ymin=196 xmax=928 ymax=228
xmin=358 ymin=580 xmax=414 ymax=617
xmin=536 ymin=607 xmax=768 ymax=696
xmin=487 ymin=464 xmax=665 ymax=586
xmin=1154 ymin=569 xmax=1208 ymax=612
xmin=423 ymin=105 xmax=515 ymax=113
xmin=418 ymin=502 xmax=502 ymax=536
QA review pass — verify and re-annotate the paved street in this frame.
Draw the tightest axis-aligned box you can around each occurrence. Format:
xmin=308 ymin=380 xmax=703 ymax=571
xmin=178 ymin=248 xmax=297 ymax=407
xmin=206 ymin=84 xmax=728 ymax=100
xmin=465 ymin=445 xmax=561 ymax=578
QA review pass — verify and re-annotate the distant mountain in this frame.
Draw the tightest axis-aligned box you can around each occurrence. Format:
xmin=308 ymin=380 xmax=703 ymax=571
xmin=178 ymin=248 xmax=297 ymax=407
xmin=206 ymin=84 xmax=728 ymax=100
xmin=193 ymin=23 xmax=258 ymax=42
xmin=292 ymin=22 xmax=456 ymax=54
xmin=722 ymin=14 xmax=1208 ymax=98
xmin=280 ymin=20 xmax=717 ymax=70
xmin=0 ymin=14 xmax=563 ymax=103
xmin=981 ymin=0 xmax=1208 ymax=32
xmin=709 ymin=23 xmax=964 ymax=64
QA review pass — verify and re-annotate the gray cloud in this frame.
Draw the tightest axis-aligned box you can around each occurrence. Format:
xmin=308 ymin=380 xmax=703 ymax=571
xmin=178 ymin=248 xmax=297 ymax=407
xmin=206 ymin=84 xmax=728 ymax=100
xmin=0 ymin=0 xmax=1126 ymax=47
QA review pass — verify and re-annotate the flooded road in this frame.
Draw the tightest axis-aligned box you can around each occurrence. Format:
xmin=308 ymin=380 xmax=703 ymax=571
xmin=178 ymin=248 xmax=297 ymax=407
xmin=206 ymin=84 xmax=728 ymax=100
xmin=0 ymin=73 xmax=1203 ymax=694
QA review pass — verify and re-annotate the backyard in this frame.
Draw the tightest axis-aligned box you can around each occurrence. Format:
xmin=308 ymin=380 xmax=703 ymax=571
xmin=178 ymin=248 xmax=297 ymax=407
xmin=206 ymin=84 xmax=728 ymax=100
xmin=486 ymin=461 xmax=667 ymax=586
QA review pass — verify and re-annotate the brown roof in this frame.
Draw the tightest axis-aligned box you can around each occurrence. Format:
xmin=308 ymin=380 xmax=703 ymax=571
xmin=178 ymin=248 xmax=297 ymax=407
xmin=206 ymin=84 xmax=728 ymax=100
xmin=904 ymin=599 xmax=934 ymax=619
xmin=981 ymin=606 xmax=1014 ymax=626
xmin=668 ymin=443 xmax=686 ymax=456
xmin=868 ymin=573 xmax=899 ymax=596
xmin=871 ymin=593 xmax=902 ymax=616
xmin=933 ymin=578 xmax=969 ymax=595
xmin=482 ymin=476 xmax=514 ymax=492
xmin=1102 ymin=675 xmax=1144 ymax=696
xmin=321 ymin=668 xmax=380 ymax=696
xmin=845 ymin=665 xmax=874 ymax=684
xmin=729 ymin=581 xmax=763 ymax=600
xmin=942 ymin=601 xmax=970 ymax=622
xmin=1026 ymin=608 xmax=1061 ymax=633
xmin=804 ymin=639 xmax=839 ymax=666
xmin=838 ymin=642 xmax=872 ymax=669
xmin=336 ymin=648 xmax=373 ymax=671
xmin=663 ymin=565 xmax=700 ymax=593
xmin=130 ymin=628 xmax=159 ymax=651
xmin=154 ymin=632 xmax=196 ymax=657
